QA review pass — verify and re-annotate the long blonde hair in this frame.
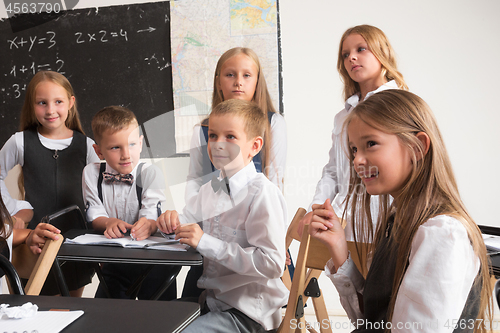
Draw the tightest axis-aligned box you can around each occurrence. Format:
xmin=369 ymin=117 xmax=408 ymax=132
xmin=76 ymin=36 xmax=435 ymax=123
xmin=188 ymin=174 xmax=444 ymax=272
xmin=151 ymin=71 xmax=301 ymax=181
xmin=337 ymin=25 xmax=408 ymax=101
xmin=343 ymin=90 xmax=491 ymax=332
xmin=209 ymin=47 xmax=276 ymax=177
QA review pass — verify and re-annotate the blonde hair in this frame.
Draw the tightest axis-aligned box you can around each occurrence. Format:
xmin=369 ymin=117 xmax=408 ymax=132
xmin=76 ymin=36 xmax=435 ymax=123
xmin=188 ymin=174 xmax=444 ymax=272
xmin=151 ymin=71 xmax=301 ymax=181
xmin=210 ymin=47 xmax=276 ymax=177
xmin=210 ymin=99 xmax=266 ymax=140
xmin=337 ymin=25 xmax=408 ymax=101
xmin=19 ymin=71 xmax=84 ymax=134
xmin=343 ymin=90 xmax=491 ymax=332
xmin=91 ymin=106 xmax=138 ymax=145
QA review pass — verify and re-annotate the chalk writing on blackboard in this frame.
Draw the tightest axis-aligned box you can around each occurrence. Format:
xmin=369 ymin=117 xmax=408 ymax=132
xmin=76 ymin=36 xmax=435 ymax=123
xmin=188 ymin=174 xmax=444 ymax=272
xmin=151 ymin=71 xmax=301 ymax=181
xmin=0 ymin=2 xmax=176 ymax=157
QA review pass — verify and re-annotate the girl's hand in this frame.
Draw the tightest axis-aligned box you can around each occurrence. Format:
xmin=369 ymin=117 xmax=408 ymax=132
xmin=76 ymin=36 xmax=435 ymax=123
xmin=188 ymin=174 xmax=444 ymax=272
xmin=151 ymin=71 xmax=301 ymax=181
xmin=309 ymin=199 xmax=348 ymax=272
xmin=156 ymin=210 xmax=180 ymax=234
xmin=27 ymin=223 xmax=61 ymax=255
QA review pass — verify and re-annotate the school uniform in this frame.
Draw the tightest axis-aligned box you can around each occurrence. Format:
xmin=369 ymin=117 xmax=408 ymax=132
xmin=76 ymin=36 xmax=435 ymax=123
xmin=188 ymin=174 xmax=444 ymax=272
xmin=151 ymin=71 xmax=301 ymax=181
xmin=180 ymin=161 xmax=289 ymax=332
xmin=183 ymin=112 xmax=288 ymax=298
xmin=327 ymin=215 xmax=480 ymax=333
xmin=83 ymin=161 xmax=177 ymax=300
xmin=0 ymin=129 xmax=99 ymax=295
xmin=0 ymin=130 xmax=99 ymax=216
xmin=308 ymin=81 xmax=398 ymax=239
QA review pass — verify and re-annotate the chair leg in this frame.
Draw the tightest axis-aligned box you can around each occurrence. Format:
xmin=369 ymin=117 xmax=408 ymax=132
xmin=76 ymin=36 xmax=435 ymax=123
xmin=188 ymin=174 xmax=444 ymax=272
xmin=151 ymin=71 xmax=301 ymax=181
xmin=311 ymin=291 xmax=332 ymax=333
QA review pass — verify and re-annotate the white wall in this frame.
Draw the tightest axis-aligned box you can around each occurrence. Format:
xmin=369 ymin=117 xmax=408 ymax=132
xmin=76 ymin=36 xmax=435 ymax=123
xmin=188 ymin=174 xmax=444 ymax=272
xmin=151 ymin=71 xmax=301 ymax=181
xmin=3 ymin=0 xmax=499 ymax=316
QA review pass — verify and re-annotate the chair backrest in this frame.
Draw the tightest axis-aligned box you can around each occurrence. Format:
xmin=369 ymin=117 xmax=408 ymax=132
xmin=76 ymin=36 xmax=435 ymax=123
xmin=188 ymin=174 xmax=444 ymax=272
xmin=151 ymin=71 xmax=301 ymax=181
xmin=282 ymin=208 xmax=306 ymax=290
xmin=11 ymin=236 xmax=64 ymax=295
xmin=0 ymin=253 xmax=25 ymax=295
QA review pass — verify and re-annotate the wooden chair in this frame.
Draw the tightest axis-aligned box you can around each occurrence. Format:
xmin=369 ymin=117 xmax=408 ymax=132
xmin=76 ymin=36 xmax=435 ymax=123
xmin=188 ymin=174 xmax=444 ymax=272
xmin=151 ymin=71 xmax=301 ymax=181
xmin=10 ymin=236 xmax=64 ymax=295
xmin=280 ymin=208 xmax=369 ymax=333
xmin=279 ymin=209 xmax=332 ymax=333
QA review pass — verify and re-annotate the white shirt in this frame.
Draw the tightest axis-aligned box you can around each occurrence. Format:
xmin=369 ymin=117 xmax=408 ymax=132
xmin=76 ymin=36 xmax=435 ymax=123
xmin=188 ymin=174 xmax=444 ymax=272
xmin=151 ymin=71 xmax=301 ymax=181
xmin=185 ymin=112 xmax=287 ymax=205
xmin=179 ymin=162 xmax=289 ymax=330
xmin=308 ymin=81 xmax=398 ymax=239
xmin=83 ymin=162 xmax=166 ymax=224
xmin=326 ymin=215 xmax=479 ymax=333
xmin=0 ymin=131 xmax=100 ymax=215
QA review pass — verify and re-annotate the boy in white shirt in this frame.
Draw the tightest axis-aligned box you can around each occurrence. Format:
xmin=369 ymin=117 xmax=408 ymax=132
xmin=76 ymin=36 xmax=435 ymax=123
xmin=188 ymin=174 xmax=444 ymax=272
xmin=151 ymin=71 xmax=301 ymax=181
xmin=157 ymin=99 xmax=288 ymax=332
xmin=83 ymin=106 xmax=176 ymax=300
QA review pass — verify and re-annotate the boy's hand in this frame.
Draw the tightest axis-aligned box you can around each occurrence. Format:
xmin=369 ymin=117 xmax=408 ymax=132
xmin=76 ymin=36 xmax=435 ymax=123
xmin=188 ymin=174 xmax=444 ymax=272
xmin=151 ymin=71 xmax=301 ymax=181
xmin=131 ymin=217 xmax=156 ymax=241
xmin=310 ymin=199 xmax=348 ymax=272
xmin=27 ymin=223 xmax=61 ymax=254
xmin=175 ymin=223 xmax=203 ymax=249
xmin=104 ymin=218 xmax=132 ymax=239
xmin=156 ymin=210 xmax=180 ymax=234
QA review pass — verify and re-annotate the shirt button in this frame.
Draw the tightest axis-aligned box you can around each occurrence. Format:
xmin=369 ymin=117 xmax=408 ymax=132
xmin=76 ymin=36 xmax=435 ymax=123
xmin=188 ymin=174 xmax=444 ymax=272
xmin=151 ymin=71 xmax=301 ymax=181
xmin=215 ymin=216 xmax=220 ymax=222
xmin=233 ymin=231 xmax=236 ymax=235
xmin=344 ymin=283 xmax=351 ymax=288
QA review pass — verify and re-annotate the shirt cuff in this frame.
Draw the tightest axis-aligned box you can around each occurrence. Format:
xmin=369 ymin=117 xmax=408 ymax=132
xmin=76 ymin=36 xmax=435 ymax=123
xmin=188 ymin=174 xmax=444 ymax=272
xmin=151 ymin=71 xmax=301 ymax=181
xmin=197 ymin=233 xmax=224 ymax=260
xmin=325 ymin=252 xmax=365 ymax=296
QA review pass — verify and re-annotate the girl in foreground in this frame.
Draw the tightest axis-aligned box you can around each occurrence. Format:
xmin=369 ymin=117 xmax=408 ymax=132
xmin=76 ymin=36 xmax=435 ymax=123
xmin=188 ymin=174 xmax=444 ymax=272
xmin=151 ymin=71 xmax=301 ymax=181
xmin=311 ymin=90 xmax=491 ymax=332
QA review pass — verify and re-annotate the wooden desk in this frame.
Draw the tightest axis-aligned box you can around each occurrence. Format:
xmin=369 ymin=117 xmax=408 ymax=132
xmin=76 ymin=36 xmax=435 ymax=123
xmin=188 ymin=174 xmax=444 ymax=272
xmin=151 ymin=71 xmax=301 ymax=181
xmin=0 ymin=294 xmax=199 ymax=333
xmin=54 ymin=229 xmax=203 ymax=298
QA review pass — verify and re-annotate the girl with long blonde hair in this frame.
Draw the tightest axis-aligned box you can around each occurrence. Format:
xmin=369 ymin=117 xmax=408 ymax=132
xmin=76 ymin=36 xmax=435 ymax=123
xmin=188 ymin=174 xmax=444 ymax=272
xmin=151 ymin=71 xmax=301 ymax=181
xmin=310 ymin=89 xmax=491 ymax=332
xmin=300 ymin=24 xmax=408 ymax=236
xmin=0 ymin=70 xmax=100 ymax=296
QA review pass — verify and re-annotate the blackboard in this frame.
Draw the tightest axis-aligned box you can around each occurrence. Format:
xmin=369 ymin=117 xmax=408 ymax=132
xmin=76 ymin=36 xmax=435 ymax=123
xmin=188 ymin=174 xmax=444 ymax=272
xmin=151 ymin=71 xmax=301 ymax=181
xmin=0 ymin=2 xmax=175 ymax=158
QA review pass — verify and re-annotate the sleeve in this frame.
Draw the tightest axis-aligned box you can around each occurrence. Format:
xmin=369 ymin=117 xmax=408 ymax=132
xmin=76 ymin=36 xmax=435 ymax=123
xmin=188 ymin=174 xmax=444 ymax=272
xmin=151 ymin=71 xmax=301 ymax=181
xmin=82 ymin=163 xmax=109 ymax=221
xmin=196 ymin=183 xmax=287 ymax=279
xmin=184 ymin=124 xmax=206 ymax=205
xmin=138 ymin=164 xmax=167 ymax=221
xmin=391 ymin=216 xmax=479 ymax=333
xmin=325 ymin=253 xmax=366 ymax=323
xmin=0 ymin=133 xmax=32 ymax=214
xmin=267 ymin=113 xmax=287 ymax=191
xmin=86 ymin=137 xmax=101 ymax=164
xmin=308 ymin=109 xmax=346 ymax=211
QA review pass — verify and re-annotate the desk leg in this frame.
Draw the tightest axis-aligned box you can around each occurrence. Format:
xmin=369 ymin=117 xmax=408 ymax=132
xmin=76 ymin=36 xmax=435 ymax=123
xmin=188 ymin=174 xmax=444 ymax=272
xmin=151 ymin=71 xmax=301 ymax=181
xmin=150 ymin=266 xmax=181 ymax=300
xmin=93 ymin=263 xmax=112 ymax=298
xmin=53 ymin=258 xmax=70 ymax=297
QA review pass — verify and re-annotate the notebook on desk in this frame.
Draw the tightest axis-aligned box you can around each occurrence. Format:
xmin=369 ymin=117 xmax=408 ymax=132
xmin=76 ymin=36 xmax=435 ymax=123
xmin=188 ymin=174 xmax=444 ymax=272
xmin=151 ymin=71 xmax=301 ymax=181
xmin=65 ymin=234 xmax=188 ymax=251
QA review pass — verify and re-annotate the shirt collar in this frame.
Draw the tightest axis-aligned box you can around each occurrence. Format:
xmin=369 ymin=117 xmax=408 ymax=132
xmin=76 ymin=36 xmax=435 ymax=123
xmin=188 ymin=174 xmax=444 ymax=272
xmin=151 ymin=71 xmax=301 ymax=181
xmin=222 ymin=161 xmax=257 ymax=197
xmin=345 ymin=80 xmax=398 ymax=110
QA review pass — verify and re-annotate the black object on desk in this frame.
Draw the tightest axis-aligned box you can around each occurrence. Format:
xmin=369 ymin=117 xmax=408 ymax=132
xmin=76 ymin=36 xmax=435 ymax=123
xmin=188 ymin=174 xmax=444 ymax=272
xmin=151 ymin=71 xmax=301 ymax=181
xmin=479 ymin=225 xmax=500 ymax=278
xmin=55 ymin=229 xmax=203 ymax=298
xmin=0 ymin=295 xmax=199 ymax=333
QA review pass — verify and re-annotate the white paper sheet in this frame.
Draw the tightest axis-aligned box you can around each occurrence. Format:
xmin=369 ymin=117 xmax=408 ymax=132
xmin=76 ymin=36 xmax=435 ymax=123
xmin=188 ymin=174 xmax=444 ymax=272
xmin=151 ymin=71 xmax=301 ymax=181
xmin=0 ymin=310 xmax=84 ymax=333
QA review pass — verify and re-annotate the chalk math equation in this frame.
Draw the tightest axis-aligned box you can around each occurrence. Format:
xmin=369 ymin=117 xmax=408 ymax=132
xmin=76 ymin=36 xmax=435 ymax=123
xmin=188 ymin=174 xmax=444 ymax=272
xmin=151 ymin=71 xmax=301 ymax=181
xmin=2 ymin=23 xmax=166 ymax=102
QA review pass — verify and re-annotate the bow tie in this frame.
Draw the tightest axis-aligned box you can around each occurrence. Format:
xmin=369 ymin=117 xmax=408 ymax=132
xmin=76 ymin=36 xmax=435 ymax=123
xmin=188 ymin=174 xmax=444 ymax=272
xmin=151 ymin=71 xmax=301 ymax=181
xmin=211 ymin=175 xmax=230 ymax=195
xmin=103 ymin=172 xmax=134 ymax=185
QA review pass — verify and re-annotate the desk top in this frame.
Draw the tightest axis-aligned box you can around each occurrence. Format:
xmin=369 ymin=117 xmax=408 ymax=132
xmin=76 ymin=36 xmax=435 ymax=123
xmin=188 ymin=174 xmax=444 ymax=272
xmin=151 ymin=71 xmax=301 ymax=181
xmin=58 ymin=229 xmax=203 ymax=266
xmin=0 ymin=295 xmax=200 ymax=333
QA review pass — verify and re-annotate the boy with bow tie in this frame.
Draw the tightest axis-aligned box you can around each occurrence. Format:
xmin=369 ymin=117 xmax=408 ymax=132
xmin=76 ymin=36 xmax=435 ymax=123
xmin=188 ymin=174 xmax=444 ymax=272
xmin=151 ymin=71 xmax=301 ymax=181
xmin=82 ymin=105 xmax=176 ymax=300
xmin=157 ymin=99 xmax=288 ymax=332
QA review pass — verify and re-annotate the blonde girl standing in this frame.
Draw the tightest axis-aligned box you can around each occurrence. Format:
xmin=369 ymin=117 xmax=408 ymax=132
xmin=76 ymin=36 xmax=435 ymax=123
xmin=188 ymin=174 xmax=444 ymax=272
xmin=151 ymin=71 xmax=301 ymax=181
xmin=300 ymin=25 xmax=407 ymax=236
xmin=310 ymin=90 xmax=491 ymax=332
xmin=0 ymin=70 xmax=99 ymax=296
